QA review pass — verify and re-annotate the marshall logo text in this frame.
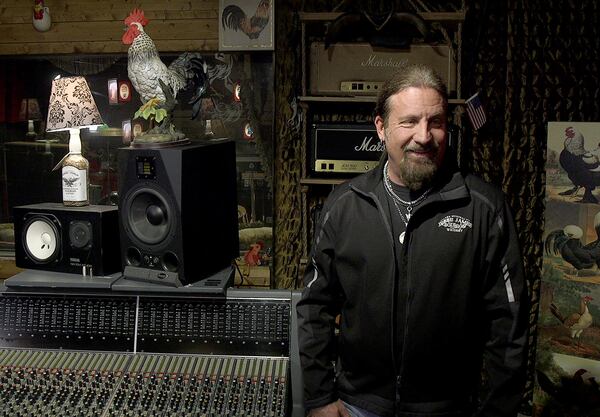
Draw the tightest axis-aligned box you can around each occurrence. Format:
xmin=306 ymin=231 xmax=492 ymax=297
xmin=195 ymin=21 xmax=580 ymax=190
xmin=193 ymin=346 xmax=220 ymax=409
xmin=361 ymin=54 xmax=408 ymax=69
xmin=354 ymin=136 xmax=385 ymax=152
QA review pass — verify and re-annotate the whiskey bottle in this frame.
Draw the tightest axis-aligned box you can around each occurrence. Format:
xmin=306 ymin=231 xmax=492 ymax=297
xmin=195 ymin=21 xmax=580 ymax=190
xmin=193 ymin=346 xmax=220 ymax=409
xmin=62 ymin=135 xmax=89 ymax=206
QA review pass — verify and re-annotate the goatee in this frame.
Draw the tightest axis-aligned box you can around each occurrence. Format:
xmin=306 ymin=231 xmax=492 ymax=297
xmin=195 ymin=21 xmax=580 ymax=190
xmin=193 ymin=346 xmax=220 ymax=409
xmin=399 ymin=148 xmax=440 ymax=191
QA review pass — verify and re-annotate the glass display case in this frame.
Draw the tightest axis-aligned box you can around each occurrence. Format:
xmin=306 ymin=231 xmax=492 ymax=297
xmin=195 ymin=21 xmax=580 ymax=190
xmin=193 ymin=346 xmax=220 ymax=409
xmin=0 ymin=53 xmax=274 ymax=285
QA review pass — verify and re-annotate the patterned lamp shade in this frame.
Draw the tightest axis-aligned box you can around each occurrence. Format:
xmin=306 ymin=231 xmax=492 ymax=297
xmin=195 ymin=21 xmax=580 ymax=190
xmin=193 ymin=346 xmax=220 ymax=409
xmin=19 ymin=98 xmax=43 ymax=137
xmin=46 ymin=76 xmax=103 ymax=132
xmin=19 ymin=98 xmax=42 ymax=121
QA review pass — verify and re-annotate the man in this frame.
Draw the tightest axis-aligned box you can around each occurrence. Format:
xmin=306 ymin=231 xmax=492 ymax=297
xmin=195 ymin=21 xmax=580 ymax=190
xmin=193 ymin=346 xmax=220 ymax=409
xmin=296 ymin=64 xmax=528 ymax=417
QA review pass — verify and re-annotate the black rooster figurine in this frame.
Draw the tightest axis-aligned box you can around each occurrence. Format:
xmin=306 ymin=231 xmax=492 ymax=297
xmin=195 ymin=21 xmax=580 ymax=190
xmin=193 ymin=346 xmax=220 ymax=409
xmin=324 ymin=0 xmax=429 ymax=48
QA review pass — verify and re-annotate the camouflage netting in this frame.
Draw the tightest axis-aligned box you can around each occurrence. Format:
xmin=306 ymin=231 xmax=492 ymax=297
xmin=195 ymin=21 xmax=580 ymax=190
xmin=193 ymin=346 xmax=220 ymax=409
xmin=273 ymin=0 xmax=600 ymax=412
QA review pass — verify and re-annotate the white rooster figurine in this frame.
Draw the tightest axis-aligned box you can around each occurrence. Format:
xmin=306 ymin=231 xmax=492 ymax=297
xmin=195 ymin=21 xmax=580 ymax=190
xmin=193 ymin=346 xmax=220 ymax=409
xmin=122 ymin=8 xmax=208 ymax=141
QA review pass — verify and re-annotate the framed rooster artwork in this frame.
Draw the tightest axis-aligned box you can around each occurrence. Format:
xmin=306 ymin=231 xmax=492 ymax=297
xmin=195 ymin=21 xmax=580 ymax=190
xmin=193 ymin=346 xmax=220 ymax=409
xmin=219 ymin=0 xmax=274 ymax=51
xmin=534 ymin=122 xmax=600 ymax=416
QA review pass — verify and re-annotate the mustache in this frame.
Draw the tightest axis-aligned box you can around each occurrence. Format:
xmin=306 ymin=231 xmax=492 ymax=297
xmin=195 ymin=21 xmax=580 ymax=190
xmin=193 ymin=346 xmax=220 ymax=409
xmin=403 ymin=142 xmax=439 ymax=153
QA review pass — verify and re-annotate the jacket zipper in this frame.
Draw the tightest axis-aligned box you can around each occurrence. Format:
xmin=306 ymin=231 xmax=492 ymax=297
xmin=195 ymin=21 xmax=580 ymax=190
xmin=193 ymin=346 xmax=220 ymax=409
xmin=351 ymin=185 xmax=402 ymax=382
xmin=397 ymin=224 xmax=411 ymax=393
xmin=350 ymin=183 xmax=453 ymax=403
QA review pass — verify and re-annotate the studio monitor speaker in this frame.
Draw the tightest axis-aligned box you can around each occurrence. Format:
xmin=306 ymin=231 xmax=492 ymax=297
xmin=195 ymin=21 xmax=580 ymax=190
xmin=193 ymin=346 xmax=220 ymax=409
xmin=118 ymin=139 xmax=239 ymax=287
xmin=13 ymin=203 xmax=121 ymax=276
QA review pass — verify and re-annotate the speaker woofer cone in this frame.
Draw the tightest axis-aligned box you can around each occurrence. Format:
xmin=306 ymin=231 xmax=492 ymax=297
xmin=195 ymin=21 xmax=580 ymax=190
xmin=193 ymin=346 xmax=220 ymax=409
xmin=22 ymin=216 xmax=60 ymax=263
xmin=126 ymin=188 xmax=173 ymax=245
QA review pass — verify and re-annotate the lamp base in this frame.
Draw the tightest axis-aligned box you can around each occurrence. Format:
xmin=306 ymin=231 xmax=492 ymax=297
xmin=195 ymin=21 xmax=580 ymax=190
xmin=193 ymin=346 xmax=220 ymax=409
xmin=26 ymin=120 xmax=37 ymax=138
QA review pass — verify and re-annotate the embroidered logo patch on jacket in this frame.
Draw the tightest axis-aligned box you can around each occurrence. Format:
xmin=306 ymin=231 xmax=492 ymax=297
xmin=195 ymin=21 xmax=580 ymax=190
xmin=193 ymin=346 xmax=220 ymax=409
xmin=438 ymin=215 xmax=473 ymax=233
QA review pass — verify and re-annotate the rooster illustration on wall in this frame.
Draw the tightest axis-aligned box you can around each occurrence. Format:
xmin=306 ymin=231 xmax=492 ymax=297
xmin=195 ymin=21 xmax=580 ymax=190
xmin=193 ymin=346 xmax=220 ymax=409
xmin=557 ymin=126 xmax=600 ymax=203
xmin=220 ymin=0 xmax=273 ymax=50
xmin=545 ymin=223 xmax=600 ymax=274
xmin=550 ymin=296 xmax=594 ymax=341
xmin=222 ymin=0 xmax=271 ymax=39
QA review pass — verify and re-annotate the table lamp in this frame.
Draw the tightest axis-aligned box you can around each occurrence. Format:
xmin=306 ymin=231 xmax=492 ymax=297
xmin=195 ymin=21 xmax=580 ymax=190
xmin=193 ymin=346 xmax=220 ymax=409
xmin=46 ymin=75 xmax=103 ymax=153
xmin=46 ymin=75 xmax=103 ymax=206
xmin=19 ymin=98 xmax=42 ymax=138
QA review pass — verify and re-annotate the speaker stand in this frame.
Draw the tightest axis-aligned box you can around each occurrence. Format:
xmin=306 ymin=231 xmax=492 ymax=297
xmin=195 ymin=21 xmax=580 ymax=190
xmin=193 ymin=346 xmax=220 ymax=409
xmin=5 ymin=269 xmax=121 ymax=290
xmin=111 ymin=266 xmax=234 ymax=296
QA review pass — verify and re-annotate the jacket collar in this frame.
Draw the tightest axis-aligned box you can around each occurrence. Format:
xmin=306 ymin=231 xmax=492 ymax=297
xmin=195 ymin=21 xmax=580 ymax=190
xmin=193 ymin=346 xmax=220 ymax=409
xmin=349 ymin=157 xmax=470 ymax=203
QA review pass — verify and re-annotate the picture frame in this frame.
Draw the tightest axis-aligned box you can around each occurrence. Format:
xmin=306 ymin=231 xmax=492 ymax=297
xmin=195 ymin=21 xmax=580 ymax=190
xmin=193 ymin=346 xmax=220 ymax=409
xmin=132 ymin=120 xmax=144 ymax=139
xmin=122 ymin=120 xmax=132 ymax=144
xmin=107 ymin=78 xmax=118 ymax=105
xmin=219 ymin=0 xmax=274 ymax=51
xmin=118 ymin=80 xmax=132 ymax=103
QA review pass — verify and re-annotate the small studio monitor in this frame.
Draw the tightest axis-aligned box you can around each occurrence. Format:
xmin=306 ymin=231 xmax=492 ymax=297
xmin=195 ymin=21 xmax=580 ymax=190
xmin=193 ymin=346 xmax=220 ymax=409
xmin=118 ymin=139 xmax=239 ymax=287
xmin=13 ymin=203 xmax=121 ymax=276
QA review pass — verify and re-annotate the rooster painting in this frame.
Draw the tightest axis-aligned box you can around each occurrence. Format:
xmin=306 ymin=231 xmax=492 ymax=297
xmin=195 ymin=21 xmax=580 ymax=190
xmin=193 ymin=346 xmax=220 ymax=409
xmin=545 ymin=212 xmax=600 ymax=272
xmin=122 ymin=8 xmax=208 ymax=141
xmin=221 ymin=0 xmax=271 ymax=40
xmin=550 ymin=296 xmax=594 ymax=340
xmin=558 ymin=126 xmax=600 ymax=203
xmin=536 ymin=368 xmax=600 ymax=417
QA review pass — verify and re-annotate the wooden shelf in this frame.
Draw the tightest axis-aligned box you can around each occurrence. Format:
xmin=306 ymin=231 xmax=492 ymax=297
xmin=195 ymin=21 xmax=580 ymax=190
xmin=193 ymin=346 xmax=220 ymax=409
xmin=299 ymin=11 xmax=465 ymax=23
xmin=299 ymin=95 xmax=376 ymax=103
xmin=298 ymin=8 xmax=465 ymax=261
xmin=300 ymin=177 xmax=348 ymax=186
xmin=299 ymin=96 xmax=465 ymax=105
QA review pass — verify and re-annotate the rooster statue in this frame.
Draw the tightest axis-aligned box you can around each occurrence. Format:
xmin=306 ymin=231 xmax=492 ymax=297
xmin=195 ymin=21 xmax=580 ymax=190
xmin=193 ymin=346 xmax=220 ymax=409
xmin=122 ymin=8 xmax=208 ymax=142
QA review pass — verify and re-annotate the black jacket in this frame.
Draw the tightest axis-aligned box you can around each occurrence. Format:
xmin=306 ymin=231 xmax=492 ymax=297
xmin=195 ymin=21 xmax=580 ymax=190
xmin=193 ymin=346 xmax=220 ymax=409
xmin=297 ymin=162 xmax=528 ymax=417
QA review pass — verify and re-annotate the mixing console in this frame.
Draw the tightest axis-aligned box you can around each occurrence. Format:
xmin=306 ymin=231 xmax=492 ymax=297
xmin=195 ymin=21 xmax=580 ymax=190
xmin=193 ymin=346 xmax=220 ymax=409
xmin=0 ymin=287 xmax=303 ymax=416
xmin=0 ymin=349 xmax=288 ymax=416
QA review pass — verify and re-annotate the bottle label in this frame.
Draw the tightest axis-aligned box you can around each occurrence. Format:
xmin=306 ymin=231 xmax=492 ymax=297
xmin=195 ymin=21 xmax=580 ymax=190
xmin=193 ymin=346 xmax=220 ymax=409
xmin=62 ymin=166 xmax=87 ymax=202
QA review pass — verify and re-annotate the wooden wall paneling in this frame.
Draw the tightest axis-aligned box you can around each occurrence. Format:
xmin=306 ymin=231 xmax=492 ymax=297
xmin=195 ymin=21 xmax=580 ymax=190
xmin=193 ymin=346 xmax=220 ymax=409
xmin=0 ymin=0 xmax=219 ymax=55
xmin=0 ymin=10 xmax=218 ymax=24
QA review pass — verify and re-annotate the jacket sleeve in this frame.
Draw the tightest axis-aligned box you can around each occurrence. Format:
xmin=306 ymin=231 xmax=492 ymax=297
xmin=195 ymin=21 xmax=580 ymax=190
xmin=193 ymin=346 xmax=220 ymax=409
xmin=296 ymin=200 xmax=344 ymax=411
xmin=477 ymin=197 xmax=529 ymax=417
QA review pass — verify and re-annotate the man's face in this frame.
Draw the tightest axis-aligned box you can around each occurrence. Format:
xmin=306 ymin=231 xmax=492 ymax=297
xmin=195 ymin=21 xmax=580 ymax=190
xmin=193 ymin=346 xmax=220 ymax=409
xmin=374 ymin=87 xmax=447 ymax=190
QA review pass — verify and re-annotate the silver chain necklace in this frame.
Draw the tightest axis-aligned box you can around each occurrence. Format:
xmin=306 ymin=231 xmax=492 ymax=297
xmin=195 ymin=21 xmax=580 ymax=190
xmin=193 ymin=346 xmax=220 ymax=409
xmin=384 ymin=184 xmax=410 ymax=244
xmin=383 ymin=161 xmax=432 ymax=222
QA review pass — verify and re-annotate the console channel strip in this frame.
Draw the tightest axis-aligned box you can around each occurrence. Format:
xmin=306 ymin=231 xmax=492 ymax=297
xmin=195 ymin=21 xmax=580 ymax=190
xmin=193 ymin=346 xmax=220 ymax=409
xmin=0 ymin=349 xmax=288 ymax=417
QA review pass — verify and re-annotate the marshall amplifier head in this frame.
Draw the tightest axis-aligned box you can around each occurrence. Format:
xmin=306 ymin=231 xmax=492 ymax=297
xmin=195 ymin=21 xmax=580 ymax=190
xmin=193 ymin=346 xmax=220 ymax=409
xmin=310 ymin=123 xmax=382 ymax=174
xmin=310 ymin=43 xmax=456 ymax=96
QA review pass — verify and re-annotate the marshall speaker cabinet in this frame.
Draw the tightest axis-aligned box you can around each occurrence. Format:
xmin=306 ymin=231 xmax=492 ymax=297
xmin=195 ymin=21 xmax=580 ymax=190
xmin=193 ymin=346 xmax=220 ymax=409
xmin=118 ymin=139 xmax=239 ymax=287
xmin=310 ymin=123 xmax=382 ymax=174
xmin=13 ymin=203 xmax=121 ymax=276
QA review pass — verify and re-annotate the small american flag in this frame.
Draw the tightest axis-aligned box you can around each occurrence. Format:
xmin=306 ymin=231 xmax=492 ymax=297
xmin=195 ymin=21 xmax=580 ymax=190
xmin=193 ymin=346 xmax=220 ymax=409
xmin=465 ymin=92 xmax=487 ymax=130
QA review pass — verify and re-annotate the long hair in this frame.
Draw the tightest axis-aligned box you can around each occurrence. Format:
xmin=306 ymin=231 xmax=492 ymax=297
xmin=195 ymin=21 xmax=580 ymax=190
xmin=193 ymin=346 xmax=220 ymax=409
xmin=375 ymin=64 xmax=448 ymax=125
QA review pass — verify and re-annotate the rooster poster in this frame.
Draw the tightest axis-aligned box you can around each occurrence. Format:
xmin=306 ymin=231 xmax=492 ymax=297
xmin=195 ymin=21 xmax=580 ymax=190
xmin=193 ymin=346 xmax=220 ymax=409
xmin=534 ymin=122 xmax=600 ymax=416
xmin=219 ymin=0 xmax=274 ymax=51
